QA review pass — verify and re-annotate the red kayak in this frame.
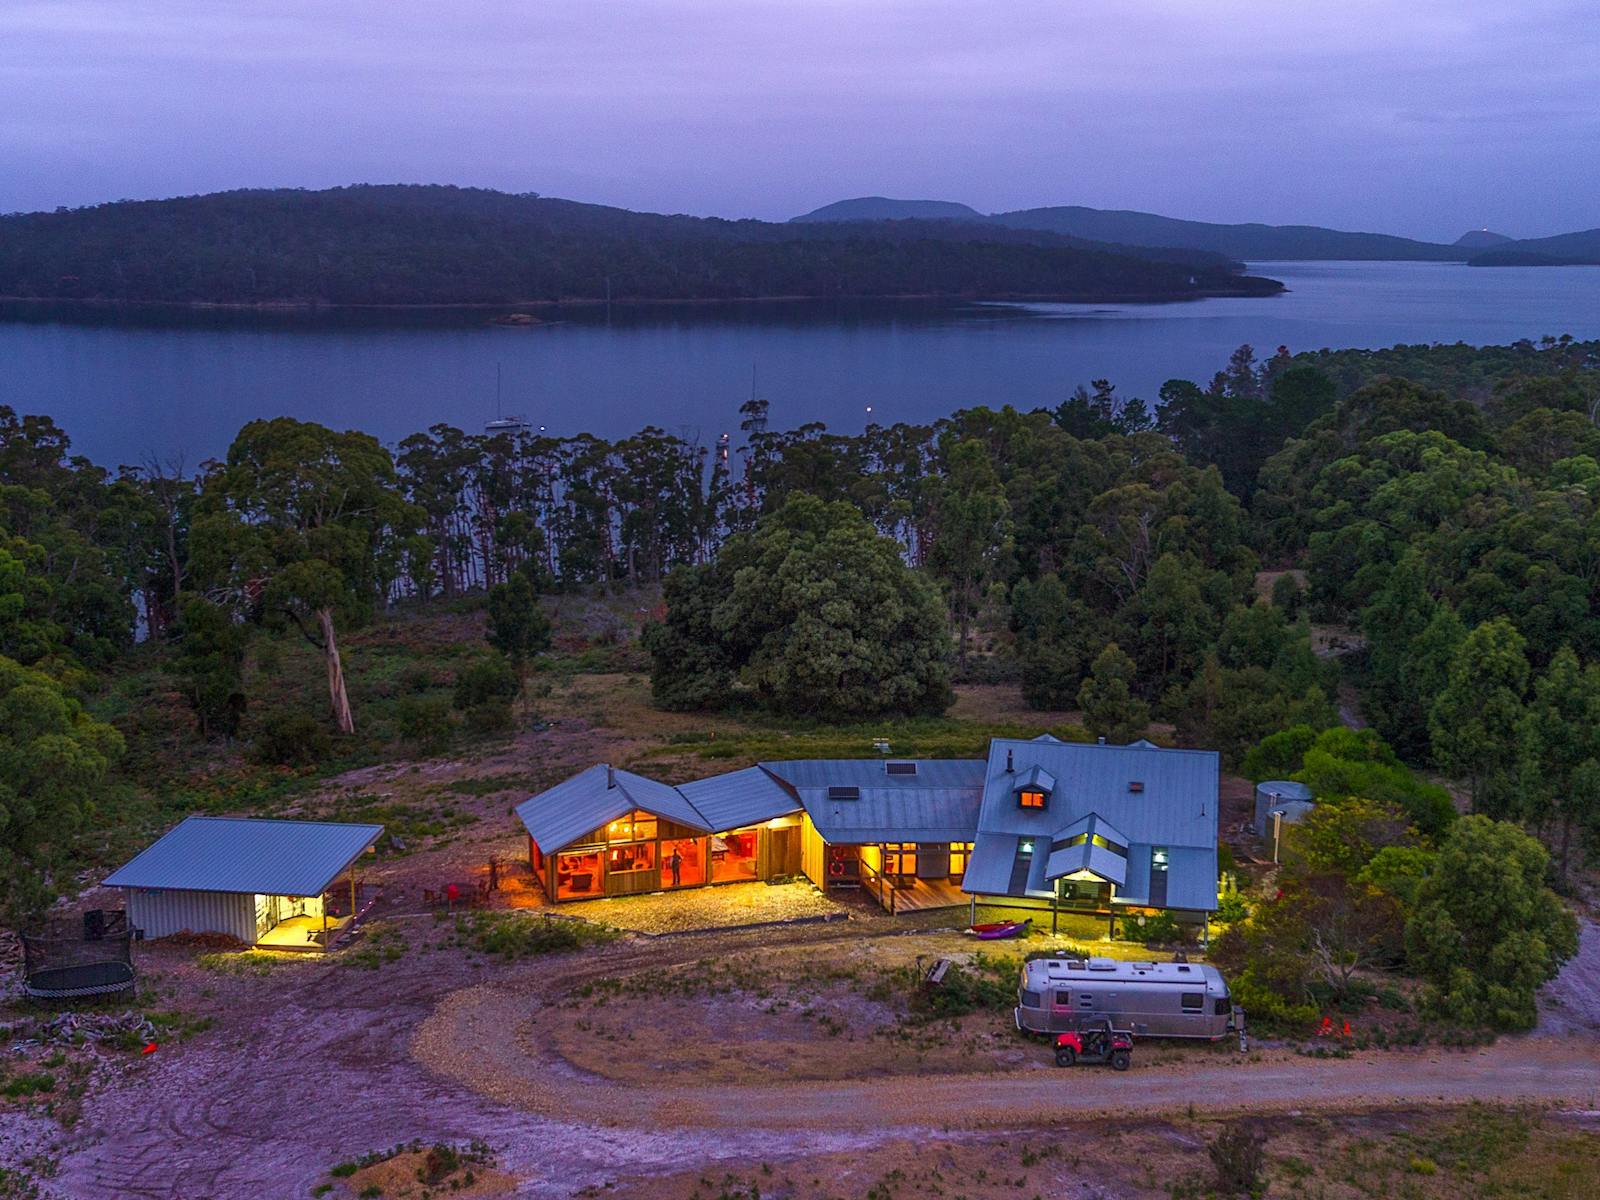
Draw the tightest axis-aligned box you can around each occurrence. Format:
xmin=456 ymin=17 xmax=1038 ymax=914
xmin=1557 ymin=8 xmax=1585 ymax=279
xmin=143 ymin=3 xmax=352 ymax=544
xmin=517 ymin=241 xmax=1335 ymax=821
xmin=967 ymin=918 xmax=1032 ymax=940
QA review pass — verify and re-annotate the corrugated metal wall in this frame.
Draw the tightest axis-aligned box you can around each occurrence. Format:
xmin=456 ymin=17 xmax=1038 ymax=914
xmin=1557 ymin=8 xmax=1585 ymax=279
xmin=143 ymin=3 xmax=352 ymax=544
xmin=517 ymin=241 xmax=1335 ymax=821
xmin=126 ymin=888 xmax=257 ymax=943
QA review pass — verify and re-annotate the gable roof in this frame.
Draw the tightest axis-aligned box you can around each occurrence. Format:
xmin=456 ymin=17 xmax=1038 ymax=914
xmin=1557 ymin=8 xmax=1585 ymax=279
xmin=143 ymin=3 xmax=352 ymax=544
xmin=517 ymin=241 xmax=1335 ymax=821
xmin=977 ymin=738 xmax=1217 ymax=849
xmin=678 ymin=766 xmax=800 ymax=830
xmin=104 ymin=817 xmax=382 ymax=897
xmin=515 ymin=765 xmax=712 ymax=850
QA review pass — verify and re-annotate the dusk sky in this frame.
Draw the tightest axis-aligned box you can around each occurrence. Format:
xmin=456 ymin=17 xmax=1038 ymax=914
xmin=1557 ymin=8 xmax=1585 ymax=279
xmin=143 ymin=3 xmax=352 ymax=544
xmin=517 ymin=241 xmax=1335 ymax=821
xmin=3 ymin=1 xmax=1596 ymax=241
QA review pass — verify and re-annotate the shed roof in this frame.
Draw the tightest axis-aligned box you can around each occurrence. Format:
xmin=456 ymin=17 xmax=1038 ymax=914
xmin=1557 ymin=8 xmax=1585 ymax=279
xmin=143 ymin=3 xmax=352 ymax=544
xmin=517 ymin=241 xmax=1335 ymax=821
xmin=104 ymin=817 xmax=382 ymax=897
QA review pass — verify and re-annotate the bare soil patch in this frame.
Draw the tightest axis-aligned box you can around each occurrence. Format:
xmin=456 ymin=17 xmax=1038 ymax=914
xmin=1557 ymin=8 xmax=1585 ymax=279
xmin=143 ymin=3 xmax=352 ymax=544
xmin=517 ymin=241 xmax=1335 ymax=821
xmin=535 ymin=939 xmax=1036 ymax=1085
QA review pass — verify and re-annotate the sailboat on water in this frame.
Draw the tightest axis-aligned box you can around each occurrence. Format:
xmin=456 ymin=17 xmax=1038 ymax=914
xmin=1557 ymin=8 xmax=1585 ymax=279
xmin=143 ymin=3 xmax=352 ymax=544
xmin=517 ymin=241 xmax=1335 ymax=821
xmin=485 ymin=364 xmax=534 ymax=433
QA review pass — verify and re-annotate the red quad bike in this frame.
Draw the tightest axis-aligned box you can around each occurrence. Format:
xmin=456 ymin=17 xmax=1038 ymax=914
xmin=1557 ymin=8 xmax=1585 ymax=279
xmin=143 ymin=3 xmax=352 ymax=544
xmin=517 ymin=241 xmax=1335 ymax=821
xmin=1054 ymin=1016 xmax=1133 ymax=1070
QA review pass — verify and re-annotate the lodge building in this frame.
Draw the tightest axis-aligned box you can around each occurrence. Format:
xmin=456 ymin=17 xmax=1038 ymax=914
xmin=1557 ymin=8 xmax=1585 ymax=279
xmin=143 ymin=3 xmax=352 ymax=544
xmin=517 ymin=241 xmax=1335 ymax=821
xmin=516 ymin=735 xmax=1220 ymax=924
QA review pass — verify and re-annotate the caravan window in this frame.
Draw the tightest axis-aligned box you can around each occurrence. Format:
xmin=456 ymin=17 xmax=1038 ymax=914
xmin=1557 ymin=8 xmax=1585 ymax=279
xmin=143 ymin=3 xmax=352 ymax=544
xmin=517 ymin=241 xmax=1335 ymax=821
xmin=1214 ymin=996 xmax=1231 ymax=1015
xmin=1180 ymin=992 xmax=1204 ymax=1012
xmin=1021 ymin=989 xmax=1041 ymax=1007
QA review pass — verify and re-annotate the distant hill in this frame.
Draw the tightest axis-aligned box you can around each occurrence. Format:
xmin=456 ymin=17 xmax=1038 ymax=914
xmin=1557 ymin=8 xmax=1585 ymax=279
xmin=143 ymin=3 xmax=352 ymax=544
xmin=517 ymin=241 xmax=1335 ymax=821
xmin=796 ymin=198 xmax=1468 ymax=261
xmin=0 ymin=185 xmax=1284 ymax=307
xmin=792 ymin=197 xmax=985 ymax=223
xmin=1453 ymin=229 xmax=1512 ymax=249
xmin=987 ymin=206 xmax=1465 ymax=261
xmin=1469 ymin=228 xmax=1600 ymax=267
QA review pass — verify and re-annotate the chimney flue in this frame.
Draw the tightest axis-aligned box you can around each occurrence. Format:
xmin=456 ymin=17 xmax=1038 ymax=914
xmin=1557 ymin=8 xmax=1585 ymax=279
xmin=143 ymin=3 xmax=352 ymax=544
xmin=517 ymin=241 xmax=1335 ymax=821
xmin=1005 ymin=749 xmax=1014 ymax=773
xmin=606 ymin=764 xmax=615 ymax=789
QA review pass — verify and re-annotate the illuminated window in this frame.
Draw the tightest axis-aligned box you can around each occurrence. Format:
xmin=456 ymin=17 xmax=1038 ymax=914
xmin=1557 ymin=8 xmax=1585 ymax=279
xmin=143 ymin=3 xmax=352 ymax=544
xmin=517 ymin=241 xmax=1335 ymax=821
xmin=606 ymin=811 xmax=658 ymax=844
xmin=1019 ymin=790 xmax=1047 ymax=809
xmin=608 ymin=841 xmax=656 ymax=874
xmin=949 ymin=842 xmax=972 ymax=877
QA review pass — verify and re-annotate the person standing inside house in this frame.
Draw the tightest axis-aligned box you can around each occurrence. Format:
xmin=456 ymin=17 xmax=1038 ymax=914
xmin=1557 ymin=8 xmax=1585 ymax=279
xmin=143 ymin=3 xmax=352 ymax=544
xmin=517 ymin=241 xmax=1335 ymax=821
xmin=669 ymin=846 xmax=683 ymax=887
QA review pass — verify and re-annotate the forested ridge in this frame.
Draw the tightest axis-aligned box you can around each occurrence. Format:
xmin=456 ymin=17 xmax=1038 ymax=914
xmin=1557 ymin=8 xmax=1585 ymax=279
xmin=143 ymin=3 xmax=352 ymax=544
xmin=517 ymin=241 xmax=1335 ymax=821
xmin=0 ymin=185 xmax=1279 ymax=306
xmin=5 ymin=332 xmax=1597 ymax=1027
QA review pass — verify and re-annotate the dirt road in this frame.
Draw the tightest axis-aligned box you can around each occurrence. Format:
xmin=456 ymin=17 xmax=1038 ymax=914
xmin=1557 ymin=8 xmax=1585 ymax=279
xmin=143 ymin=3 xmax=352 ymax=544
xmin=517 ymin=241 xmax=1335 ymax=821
xmin=39 ymin=923 xmax=1600 ymax=1200
xmin=416 ymin=959 xmax=1600 ymax=1131
xmin=1539 ymin=918 xmax=1600 ymax=1037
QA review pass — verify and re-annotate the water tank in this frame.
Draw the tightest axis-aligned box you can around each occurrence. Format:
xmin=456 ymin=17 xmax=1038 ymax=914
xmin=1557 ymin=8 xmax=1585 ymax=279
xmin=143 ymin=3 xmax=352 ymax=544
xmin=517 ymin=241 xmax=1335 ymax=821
xmin=1254 ymin=780 xmax=1314 ymax=834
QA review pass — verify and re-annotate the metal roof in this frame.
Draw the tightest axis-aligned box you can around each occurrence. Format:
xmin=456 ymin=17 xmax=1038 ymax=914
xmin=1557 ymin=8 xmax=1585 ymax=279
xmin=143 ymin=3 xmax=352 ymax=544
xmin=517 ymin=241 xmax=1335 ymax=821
xmin=1255 ymin=780 xmax=1314 ymax=802
xmin=1045 ymin=839 xmax=1129 ymax=887
xmin=961 ymin=833 xmax=1021 ymax=895
xmin=678 ymin=766 xmax=800 ymax=830
xmin=515 ymin=765 xmax=713 ymax=851
xmin=798 ymin=785 xmax=984 ymax=844
xmin=1012 ymin=764 xmax=1057 ymax=795
xmin=761 ymin=759 xmax=987 ymax=790
xmin=104 ymin=817 xmax=382 ymax=897
xmin=1055 ymin=811 xmax=1131 ymax=850
xmin=977 ymin=738 xmax=1217 ymax=848
xmin=610 ymin=767 xmax=712 ymax=831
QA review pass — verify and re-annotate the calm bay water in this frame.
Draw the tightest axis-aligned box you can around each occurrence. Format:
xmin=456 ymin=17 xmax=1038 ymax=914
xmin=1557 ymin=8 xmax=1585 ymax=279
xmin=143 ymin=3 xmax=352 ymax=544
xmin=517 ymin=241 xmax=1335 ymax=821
xmin=2 ymin=260 xmax=1599 ymax=466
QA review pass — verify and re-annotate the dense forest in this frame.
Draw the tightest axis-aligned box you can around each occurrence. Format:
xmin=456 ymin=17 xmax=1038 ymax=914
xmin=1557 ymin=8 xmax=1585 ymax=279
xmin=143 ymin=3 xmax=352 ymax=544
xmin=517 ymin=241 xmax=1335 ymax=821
xmin=5 ymin=332 xmax=1597 ymax=1026
xmin=0 ymin=185 xmax=1280 ymax=307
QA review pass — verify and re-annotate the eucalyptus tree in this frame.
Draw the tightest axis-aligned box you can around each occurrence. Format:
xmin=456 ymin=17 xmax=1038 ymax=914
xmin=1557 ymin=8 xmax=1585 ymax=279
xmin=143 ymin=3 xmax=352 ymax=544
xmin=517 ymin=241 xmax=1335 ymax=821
xmin=925 ymin=435 xmax=1010 ymax=666
xmin=190 ymin=418 xmax=421 ymax=734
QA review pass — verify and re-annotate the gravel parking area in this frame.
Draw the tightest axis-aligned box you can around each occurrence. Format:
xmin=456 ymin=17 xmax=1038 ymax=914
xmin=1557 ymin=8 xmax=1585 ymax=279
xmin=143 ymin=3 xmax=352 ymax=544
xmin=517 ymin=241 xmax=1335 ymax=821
xmin=567 ymin=880 xmax=845 ymax=934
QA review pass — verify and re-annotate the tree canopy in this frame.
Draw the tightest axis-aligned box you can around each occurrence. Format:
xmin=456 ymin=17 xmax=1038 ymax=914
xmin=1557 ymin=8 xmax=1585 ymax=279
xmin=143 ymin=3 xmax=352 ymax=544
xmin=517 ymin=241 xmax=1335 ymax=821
xmin=644 ymin=494 xmax=953 ymax=719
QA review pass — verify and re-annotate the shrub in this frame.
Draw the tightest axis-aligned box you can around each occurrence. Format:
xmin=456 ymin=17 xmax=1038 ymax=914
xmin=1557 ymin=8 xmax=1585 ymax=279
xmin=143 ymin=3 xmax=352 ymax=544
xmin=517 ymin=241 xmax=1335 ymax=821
xmin=395 ymin=694 xmax=455 ymax=751
xmin=1229 ymin=968 xmax=1318 ymax=1034
xmin=454 ymin=912 xmax=618 ymax=959
xmin=1207 ymin=1122 xmax=1266 ymax=1195
xmin=249 ymin=708 xmax=331 ymax=766
xmin=453 ymin=656 xmax=519 ymax=733
xmin=1122 ymin=911 xmax=1184 ymax=945
xmin=453 ymin=655 xmax=519 ymax=711
xmin=418 ymin=1143 xmax=460 ymax=1186
xmin=907 ymin=952 xmax=1019 ymax=1020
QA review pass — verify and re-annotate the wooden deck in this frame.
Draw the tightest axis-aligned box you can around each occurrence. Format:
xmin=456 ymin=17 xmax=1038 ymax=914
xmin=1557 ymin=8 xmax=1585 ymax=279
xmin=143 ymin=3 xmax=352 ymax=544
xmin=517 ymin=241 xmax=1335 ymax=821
xmin=879 ymin=876 xmax=968 ymax=913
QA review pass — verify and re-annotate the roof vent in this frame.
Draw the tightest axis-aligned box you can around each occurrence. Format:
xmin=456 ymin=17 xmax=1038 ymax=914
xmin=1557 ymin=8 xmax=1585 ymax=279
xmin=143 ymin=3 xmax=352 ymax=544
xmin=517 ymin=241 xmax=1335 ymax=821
xmin=1096 ymin=736 xmax=1106 ymax=745
xmin=885 ymin=761 xmax=918 ymax=777
xmin=1087 ymin=957 xmax=1118 ymax=971
xmin=826 ymin=785 xmax=861 ymax=801
xmin=1128 ymin=781 xmax=1145 ymax=793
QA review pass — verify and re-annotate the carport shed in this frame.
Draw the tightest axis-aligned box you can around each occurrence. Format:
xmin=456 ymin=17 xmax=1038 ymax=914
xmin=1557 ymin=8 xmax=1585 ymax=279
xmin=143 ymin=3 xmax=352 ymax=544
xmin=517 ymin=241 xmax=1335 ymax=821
xmin=105 ymin=817 xmax=383 ymax=951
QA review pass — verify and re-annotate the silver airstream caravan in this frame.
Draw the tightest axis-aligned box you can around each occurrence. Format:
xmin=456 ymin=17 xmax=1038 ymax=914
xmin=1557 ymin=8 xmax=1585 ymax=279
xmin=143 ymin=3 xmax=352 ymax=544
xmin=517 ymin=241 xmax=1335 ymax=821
xmin=1016 ymin=956 xmax=1242 ymax=1041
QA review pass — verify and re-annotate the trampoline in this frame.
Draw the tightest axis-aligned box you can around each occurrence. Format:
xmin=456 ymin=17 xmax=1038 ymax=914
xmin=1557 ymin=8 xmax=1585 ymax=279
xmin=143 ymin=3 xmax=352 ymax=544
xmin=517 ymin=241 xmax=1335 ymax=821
xmin=21 ymin=924 xmax=136 ymax=1001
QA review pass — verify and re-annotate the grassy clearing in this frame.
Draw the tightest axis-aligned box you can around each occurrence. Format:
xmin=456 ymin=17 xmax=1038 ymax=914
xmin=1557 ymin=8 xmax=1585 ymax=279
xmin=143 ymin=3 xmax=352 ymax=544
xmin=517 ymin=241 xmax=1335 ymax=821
xmin=343 ymin=922 xmax=411 ymax=970
xmin=195 ymin=951 xmax=286 ymax=977
xmin=586 ymin=1106 xmax=1600 ymax=1200
xmin=448 ymin=911 xmax=620 ymax=960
